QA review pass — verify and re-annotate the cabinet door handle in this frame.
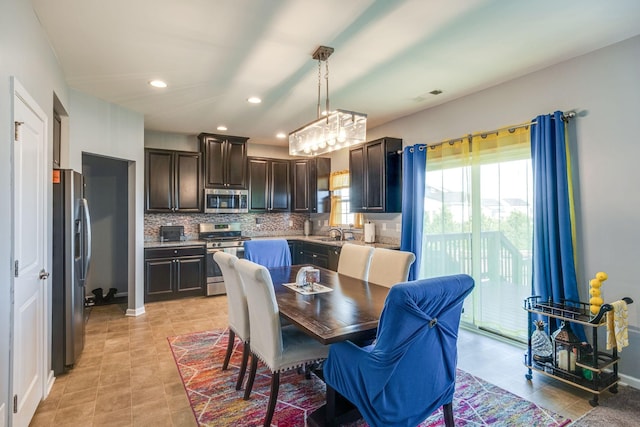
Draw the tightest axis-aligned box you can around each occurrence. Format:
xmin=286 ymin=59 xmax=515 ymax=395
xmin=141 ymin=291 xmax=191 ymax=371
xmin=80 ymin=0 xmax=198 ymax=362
xmin=312 ymin=254 xmax=318 ymax=258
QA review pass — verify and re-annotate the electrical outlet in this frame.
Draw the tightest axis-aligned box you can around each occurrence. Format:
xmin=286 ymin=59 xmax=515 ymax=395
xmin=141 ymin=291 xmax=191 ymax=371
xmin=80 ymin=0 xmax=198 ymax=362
xmin=382 ymin=223 xmax=387 ymax=231
xmin=289 ymin=220 xmax=293 ymax=227
xmin=318 ymin=220 xmax=322 ymax=227
xmin=324 ymin=220 xmax=328 ymax=226
xmin=256 ymin=217 xmax=263 ymax=225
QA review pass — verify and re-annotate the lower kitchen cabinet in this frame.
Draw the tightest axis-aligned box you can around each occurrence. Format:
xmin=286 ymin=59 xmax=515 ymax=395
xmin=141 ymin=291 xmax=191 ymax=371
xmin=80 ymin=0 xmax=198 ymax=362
xmin=327 ymin=246 xmax=341 ymax=271
xmin=144 ymin=246 xmax=205 ymax=302
xmin=289 ymin=240 xmax=341 ymax=271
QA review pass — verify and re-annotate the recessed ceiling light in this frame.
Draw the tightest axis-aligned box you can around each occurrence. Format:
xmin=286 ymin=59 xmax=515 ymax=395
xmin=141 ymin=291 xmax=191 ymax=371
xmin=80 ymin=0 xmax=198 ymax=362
xmin=276 ymin=132 xmax=286 ymax=139
xmin=149 ymin=80 xmax=167 ymax=88
xmin=217 ymin=125 xmax=228 ymax=131
xmin=247 ymin=96 xmax=262 ymax=104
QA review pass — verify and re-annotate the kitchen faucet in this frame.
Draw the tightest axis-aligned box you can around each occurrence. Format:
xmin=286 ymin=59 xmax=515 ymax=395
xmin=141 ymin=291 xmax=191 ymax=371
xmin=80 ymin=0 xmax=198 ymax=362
xmin=328 ymin=227 xmax=343 ymax=241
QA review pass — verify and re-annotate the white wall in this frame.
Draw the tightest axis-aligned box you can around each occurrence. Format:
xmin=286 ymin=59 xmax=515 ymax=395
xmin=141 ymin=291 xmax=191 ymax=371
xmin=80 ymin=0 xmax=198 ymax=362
xmin=69 ymin=90 xmax=145 ymax=314
xmin=0 ymin=0 xmax=70 ymax=422
xmin=356 ymin=35 xmax=640 ymax=383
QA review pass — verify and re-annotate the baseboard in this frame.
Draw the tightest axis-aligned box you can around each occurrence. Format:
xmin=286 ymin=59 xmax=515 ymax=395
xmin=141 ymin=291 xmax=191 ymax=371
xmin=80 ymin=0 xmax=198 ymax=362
xmin=45 ymin=369 xmax=55 ymax=398
xmin=126 ymin=306 xmax=145 ymax=317
xmin=619 ymin=373 xmax=640 ymax=389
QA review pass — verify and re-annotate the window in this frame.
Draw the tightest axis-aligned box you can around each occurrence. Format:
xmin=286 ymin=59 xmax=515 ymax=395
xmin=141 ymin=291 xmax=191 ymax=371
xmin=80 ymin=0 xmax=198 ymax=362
xmin=421 ymin=127 xmax=532 ymax=341
xmin=329 ymin=171 xmax=363 ymax=228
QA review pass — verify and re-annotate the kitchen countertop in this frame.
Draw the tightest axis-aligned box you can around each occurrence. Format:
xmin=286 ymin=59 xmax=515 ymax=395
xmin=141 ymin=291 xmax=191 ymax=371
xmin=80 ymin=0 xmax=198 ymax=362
xmin=144 ymin=236 xmax=399 ymax=250
xmin=267 ymin=235 xmax=400 ymax=250
xmin=144 ymin=240 xmax=207 ymax=249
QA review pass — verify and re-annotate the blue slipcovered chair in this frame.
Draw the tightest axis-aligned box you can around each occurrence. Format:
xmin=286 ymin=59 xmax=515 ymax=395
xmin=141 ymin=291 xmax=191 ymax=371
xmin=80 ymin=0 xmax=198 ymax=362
xmin=323 ymin=274 xmax=475 ymax=427
xmin=243 ymin=239 xmax=291 ymax=268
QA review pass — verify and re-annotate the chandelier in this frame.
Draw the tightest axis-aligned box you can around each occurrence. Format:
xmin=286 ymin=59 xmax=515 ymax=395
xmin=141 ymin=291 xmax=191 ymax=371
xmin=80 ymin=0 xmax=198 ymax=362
xmin=289 ymin=46 xmax=367 ymax=156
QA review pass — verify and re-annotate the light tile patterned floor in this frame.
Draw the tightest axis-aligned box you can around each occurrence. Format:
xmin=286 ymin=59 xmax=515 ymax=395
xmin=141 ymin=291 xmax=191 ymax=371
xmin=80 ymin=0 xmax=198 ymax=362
xmin=31 ymin=295 xmax=599 ymax=426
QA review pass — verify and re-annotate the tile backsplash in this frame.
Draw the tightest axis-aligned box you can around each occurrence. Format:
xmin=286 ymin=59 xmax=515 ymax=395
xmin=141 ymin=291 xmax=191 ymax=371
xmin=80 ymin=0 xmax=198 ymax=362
xmin=145 ymin=212 xmax=402 ymax=245
xmin=144 ymin=213 xmax=309 ymax=241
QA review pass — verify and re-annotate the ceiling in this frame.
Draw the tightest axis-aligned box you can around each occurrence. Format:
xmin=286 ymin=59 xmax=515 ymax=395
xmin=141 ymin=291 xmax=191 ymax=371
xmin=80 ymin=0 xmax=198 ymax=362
xmin=32 ymin=0 xmax=640 ymax=147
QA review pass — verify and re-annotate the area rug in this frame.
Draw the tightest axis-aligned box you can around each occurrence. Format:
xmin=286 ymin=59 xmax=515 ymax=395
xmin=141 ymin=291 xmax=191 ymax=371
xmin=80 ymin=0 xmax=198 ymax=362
xmin=570 ymin=386 xmax=640 ymax=426
xmin=168 ymin=330 xmax=571 ymax=426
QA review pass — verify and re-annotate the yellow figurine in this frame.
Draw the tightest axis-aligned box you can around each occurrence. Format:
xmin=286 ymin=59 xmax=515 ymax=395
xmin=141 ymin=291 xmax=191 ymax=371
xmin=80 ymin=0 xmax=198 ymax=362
xmin=589 ymin=271 xmax=608 ymax=315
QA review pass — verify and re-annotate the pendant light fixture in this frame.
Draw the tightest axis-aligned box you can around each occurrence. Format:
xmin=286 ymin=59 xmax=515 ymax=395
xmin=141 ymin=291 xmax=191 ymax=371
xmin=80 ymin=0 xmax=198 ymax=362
xmin=289 ymin=46 xmax=367 ymax=156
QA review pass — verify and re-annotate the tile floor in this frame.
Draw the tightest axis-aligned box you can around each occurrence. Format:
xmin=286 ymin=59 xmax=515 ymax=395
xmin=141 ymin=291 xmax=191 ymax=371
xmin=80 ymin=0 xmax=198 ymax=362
xmin=31 ymin=295 xmax=606 ymax=426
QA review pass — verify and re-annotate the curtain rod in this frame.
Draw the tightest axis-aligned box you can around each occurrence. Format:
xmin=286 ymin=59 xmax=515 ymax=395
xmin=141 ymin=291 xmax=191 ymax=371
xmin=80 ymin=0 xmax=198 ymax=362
xmin=400 ymin=111 xmax=576 ymax=153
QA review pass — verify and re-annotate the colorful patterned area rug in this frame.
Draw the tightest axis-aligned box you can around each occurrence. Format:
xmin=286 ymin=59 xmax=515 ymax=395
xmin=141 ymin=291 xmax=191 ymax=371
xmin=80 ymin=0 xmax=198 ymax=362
xmin=168 ymin=330 xmax=571 ymax=426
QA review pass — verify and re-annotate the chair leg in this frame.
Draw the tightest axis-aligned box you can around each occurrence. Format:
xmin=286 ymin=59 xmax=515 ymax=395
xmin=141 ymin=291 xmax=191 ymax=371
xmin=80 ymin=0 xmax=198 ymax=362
xmin=243 ymin=354 xmax=259 ymax=400
xmin=236 ymin=342 xmax=250 ymax=390
xmin=222 ymin=329 xmax=235 ymax=371
xmin=443 ymin=402 xmax=454 ymax=427
xmin=326 ymin=384 xmax=336 ymax=424
xmin=263 ymin=372 xmax=280 ymax=427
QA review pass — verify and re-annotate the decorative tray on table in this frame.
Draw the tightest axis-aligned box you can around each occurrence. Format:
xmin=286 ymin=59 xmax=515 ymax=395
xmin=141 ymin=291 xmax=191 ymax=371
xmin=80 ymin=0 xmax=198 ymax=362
xmin=283 ymin=283 xmax=334 ymax=295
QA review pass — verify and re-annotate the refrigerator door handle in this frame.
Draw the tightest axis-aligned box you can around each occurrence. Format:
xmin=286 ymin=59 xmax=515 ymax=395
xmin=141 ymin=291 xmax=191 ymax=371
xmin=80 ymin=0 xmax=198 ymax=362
xmin=82 ymin=198 xmax=92 ymax=278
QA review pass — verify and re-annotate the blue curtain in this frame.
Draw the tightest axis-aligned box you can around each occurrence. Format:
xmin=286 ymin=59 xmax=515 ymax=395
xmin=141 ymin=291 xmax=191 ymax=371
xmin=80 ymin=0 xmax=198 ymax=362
xmin=531 ymin=111 xmax=585 ymax=340
xmin=400 ymin=145 xmax=426 ymax=280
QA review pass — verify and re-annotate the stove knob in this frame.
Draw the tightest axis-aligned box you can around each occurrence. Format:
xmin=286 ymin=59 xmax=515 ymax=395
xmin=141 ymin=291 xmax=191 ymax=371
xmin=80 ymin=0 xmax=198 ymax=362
xmin=217 ymin=242 xmax=222 ymax=247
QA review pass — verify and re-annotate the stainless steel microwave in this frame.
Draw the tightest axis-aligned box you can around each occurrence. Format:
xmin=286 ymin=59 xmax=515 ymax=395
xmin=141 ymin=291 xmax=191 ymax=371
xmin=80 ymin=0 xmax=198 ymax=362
xmin=204 ymin=189 xmax=248 ymax=213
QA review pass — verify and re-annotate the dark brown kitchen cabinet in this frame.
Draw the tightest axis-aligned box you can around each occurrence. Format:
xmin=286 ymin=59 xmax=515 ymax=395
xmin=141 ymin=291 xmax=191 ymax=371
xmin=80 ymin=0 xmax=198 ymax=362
xmin=350 ymin=137 xmax=402 ymax=213
xmin=299 ymin=242 xmax=329 ymax=269
xmin=145 ymin=149 xmax=202 ymax=213
xmin=288 ymin=240 xmax=340 ymax=271
xmin=144 ymin=246 xmax=205 ymax=302
xmin=248 ymin=157 xmax=290 ymax=212
xmin=327 ymin=246 xmax=341 ymax=271
xmin=199 ymin=133 xmax=248 ymax=189
xmin=291 ymin=157 xmax=331 ymax=213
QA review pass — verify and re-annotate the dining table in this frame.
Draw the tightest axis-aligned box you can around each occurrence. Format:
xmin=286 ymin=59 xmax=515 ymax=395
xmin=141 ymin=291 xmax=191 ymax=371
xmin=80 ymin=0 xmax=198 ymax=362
xmin=268 ymin=264 xmax=390 ymax=345
xmin=268 ymin=264 xmax=391 ymax=426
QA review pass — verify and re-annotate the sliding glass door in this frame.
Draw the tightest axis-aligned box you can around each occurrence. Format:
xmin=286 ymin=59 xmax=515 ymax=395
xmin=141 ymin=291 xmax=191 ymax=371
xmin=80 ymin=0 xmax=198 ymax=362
xmin=420 ymin=128 xmax=532 ymax=341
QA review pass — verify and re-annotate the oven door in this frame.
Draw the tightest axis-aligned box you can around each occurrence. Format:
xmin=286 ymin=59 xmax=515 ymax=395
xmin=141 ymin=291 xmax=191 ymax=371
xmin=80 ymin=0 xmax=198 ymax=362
xmin=205 ymin=247 xmax=245 ymax=296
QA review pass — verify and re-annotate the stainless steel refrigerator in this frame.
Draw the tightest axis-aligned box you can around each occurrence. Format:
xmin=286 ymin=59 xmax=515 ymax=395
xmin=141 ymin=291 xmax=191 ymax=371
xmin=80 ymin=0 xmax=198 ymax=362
xmin=52 ymin=169 xmax=92 ymax=375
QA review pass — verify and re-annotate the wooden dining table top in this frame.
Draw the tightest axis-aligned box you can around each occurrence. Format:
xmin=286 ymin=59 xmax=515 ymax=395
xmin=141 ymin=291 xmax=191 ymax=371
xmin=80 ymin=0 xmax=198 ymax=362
xmin=268 ymin=264 xmax=390 ymax=345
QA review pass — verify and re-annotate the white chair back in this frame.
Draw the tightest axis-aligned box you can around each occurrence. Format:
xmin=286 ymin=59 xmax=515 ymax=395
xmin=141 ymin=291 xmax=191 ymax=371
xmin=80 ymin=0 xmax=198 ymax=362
xmin=234 ymin=259 xmax=283 ymax=367
xmin=367 ymin=248 xmax=416 ymax=287
xmin=214 ymin=251 xmax=249 ymax=340
xmin=337 ymin=243 xmax=374 ymax=281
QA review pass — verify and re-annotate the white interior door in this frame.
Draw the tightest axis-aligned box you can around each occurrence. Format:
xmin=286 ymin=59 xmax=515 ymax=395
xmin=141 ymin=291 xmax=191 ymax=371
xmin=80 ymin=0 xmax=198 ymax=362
xmin=12 ymin=78 xmax=48 ymax=427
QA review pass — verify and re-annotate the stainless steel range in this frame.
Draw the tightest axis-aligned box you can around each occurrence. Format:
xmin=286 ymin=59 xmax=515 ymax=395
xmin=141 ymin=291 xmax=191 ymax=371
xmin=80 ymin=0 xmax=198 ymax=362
xmin=199 ymin=222 xmax=249 ymax=296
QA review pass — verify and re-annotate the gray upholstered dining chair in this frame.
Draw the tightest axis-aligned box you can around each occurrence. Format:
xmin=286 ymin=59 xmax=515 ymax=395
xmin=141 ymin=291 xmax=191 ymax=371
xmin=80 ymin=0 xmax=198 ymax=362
xmin=234 ymin=258 xmax=329 ymax=427
xmin=367 ymin=247 xmax=416 ymax=287
xmin=213 ymin=251 xmax=251 ymax=391
xmin=337 ymin=243 xmax=374 ymax=281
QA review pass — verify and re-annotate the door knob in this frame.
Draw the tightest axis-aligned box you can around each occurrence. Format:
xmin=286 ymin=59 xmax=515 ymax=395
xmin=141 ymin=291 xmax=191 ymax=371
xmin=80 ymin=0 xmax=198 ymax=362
xmin=39 ymin=269 xmax=50 ymax=280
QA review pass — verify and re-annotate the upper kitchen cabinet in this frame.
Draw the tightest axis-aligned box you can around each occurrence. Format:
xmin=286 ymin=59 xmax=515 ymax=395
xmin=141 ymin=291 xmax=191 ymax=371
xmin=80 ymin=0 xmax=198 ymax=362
xmin=199 ymin=133 xmax=248 ymax=189
xmin=291 ymin=157 xmax=331 ymax=213
xmin=145 ymin=148 xmax=202 ymax=213
xmin=350 ymin=137 xmax=402 ymax=213
xmin=248 ymin=157 xmax=290 ymax=212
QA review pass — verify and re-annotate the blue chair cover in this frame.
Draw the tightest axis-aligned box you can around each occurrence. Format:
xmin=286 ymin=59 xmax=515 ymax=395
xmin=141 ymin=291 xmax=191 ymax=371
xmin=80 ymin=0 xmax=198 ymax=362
xmin=243 ymin=239 xmax=291 ymax=268
xmin=323 ymin=274 xmax=475 ymax=427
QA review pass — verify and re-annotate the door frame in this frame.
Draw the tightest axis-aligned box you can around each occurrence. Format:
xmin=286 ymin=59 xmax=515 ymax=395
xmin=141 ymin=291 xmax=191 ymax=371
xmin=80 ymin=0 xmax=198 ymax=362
xmin=10 ymin=76 xmax=52 ymax=425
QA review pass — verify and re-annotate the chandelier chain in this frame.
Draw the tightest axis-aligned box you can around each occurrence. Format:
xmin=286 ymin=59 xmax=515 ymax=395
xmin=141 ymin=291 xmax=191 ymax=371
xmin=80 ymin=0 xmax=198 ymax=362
xmin=317 ymin=59 xmax=322 ymax=119
xmin=325 ymin=59 xmax=330 ymax=122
